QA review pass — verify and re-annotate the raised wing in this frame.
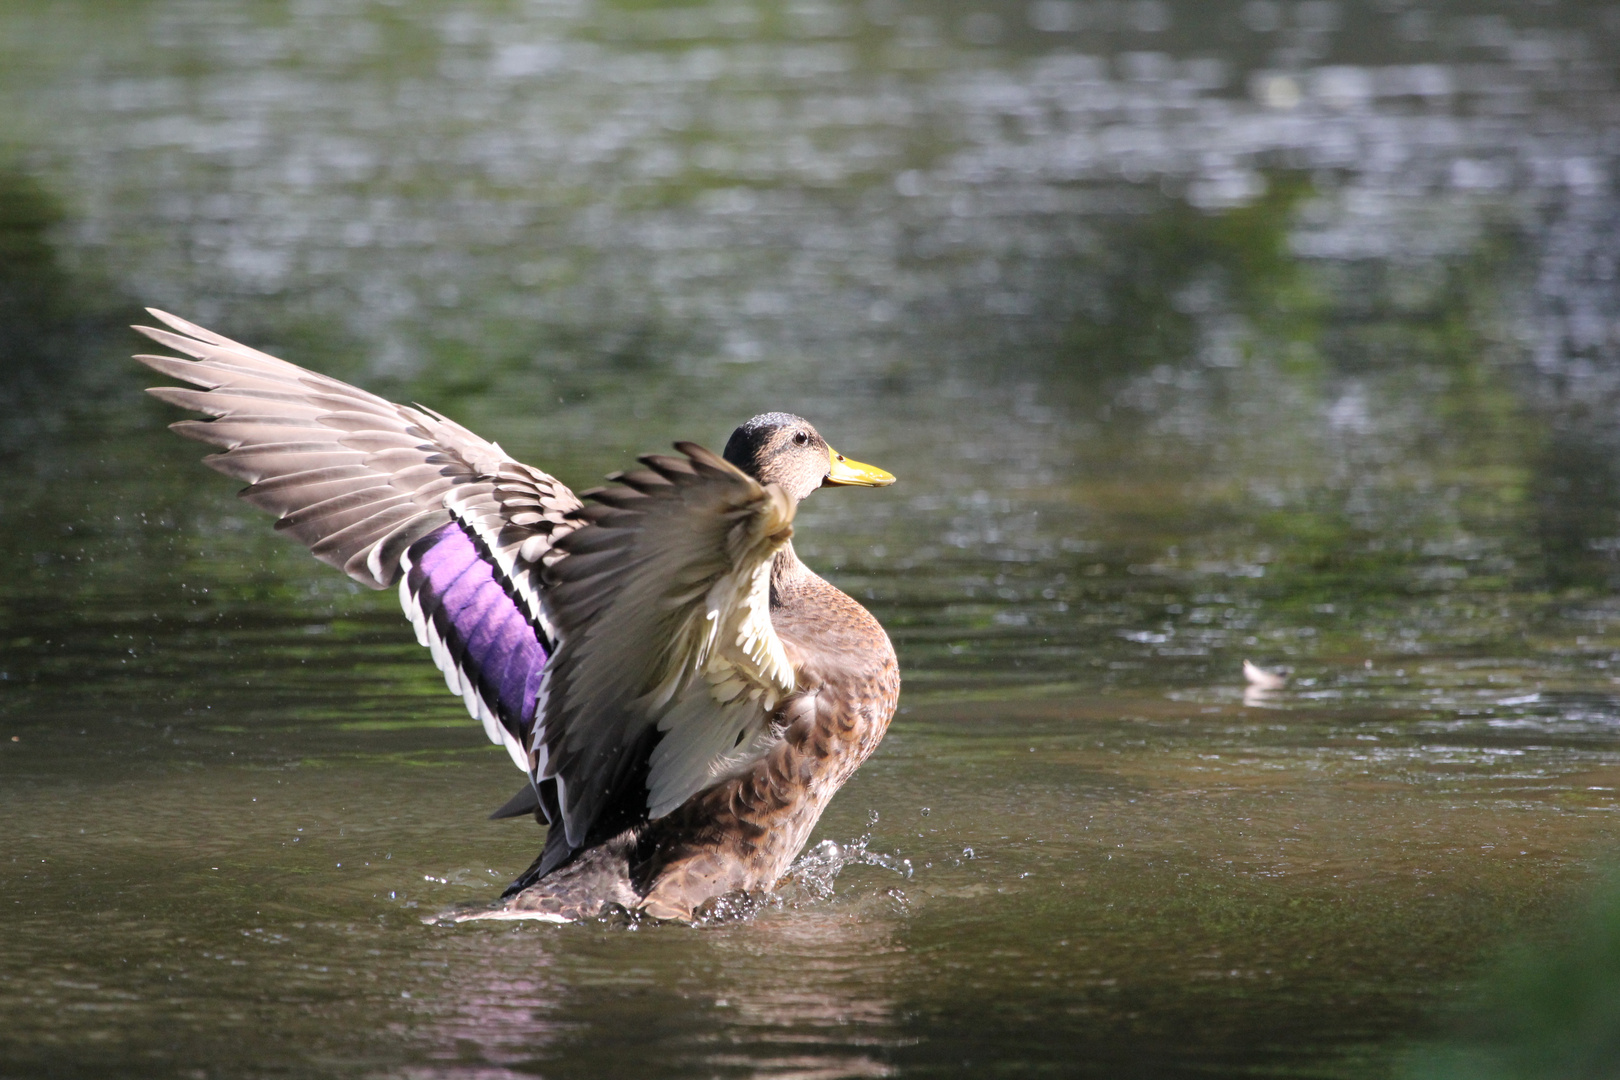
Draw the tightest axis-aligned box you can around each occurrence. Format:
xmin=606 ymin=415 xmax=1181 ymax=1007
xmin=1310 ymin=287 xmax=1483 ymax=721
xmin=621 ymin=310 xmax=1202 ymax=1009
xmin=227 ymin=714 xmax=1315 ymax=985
xmin=538 ymin=445 xmax=797 ymax=848
xmin=134 ymin=309 xmax=579 ymax=770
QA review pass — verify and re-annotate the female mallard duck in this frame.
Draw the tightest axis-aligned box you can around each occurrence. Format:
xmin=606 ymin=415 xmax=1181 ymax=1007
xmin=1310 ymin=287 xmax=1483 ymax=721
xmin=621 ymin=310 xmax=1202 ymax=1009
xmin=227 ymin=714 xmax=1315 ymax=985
xmin=135 ymin=310 xmax=899 ymax=923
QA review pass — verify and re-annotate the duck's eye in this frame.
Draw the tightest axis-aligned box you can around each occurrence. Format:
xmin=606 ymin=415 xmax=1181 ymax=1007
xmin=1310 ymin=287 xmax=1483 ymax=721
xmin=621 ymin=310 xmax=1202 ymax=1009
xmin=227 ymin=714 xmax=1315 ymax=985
xmin=793 ymin=430 xmax=810 ymax=446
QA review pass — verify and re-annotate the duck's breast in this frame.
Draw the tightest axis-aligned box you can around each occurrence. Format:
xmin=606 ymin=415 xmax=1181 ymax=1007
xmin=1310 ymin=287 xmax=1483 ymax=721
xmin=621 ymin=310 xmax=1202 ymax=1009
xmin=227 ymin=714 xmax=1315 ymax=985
xmin=771 ymin=575 xmax=899 ymax=783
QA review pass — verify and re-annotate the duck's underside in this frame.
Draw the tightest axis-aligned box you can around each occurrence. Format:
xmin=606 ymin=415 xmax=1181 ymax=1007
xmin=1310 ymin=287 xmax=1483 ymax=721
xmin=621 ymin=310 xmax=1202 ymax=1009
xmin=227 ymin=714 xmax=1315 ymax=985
xmin=134 ymin=311 xmax=899 ymax=924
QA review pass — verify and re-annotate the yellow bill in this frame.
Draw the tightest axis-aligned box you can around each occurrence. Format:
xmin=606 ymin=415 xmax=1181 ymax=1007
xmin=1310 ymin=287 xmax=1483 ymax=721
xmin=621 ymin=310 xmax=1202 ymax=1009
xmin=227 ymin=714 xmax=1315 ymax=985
xmin=824 ymin=446 xmax=896 ymax=487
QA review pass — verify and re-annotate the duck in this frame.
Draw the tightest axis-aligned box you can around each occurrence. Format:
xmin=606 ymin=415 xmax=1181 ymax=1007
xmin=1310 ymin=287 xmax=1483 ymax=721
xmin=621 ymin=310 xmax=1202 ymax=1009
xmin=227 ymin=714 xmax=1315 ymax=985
xmin=134 ymin=309 xmax=900 ymax=923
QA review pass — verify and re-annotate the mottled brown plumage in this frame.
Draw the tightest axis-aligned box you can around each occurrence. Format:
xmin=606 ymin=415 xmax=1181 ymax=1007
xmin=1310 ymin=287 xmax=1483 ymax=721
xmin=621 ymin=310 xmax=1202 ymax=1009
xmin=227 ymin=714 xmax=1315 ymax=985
xmin=506 ymin=547 xmax=900 ymax=922
xmin=134 ymin=315 xmax=900 ymax=924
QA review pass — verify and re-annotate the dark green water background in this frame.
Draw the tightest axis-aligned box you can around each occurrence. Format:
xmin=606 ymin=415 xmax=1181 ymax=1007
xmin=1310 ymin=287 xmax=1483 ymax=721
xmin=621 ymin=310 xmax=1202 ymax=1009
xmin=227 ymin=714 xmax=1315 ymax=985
xmin=5 ymin=0 xmax=1620 ymax=1075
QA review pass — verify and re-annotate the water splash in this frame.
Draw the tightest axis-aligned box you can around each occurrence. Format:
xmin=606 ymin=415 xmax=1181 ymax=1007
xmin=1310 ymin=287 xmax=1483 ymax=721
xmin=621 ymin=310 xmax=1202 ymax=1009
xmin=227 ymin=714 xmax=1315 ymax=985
xmin=783 ymin=835 xmax=915 ymax=900
xmin=687 ymin=835 xmax=915 ymax=926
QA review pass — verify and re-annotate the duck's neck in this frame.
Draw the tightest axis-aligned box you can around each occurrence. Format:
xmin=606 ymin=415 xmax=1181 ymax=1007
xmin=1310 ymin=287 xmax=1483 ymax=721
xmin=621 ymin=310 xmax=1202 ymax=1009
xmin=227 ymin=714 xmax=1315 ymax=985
xmin=770 ymin=539 xmax=820 ymax=605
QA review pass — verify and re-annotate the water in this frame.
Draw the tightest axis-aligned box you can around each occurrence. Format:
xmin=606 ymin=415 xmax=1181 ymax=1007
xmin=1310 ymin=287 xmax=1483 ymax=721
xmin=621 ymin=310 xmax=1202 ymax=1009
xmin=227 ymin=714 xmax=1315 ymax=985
xmin=4 ymin=0 xmax=1620 ymax=1075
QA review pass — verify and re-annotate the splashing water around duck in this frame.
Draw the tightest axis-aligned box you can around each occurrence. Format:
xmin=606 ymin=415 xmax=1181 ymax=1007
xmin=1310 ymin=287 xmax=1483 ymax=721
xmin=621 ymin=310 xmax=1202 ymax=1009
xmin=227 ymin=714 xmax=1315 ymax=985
xmin=687 ymin=834 xmax=916 ymax=925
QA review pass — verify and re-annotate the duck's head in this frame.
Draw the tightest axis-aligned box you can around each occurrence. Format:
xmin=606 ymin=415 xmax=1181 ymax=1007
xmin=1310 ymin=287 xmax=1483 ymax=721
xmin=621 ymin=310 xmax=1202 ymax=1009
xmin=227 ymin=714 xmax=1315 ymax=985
xmin=723 ymin=412 xmax=895 ymax=503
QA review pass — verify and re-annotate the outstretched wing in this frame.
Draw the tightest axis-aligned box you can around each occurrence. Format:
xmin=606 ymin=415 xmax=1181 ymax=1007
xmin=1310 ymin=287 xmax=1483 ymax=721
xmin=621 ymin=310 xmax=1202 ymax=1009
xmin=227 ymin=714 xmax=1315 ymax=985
xmin=134 ymin=309 xmax=580 ymax=770
xmin=538 ymin=445 xmax=797 ymax=847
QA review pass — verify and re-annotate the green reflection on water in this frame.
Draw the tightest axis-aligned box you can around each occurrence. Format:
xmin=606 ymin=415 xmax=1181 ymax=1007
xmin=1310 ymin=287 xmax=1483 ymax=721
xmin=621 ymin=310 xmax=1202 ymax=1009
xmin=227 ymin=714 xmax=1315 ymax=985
xmin=1041 ymin=173 xmax=1324 ymax=384
xmin=1401 ymin=872 xmax=1620 ymax=1080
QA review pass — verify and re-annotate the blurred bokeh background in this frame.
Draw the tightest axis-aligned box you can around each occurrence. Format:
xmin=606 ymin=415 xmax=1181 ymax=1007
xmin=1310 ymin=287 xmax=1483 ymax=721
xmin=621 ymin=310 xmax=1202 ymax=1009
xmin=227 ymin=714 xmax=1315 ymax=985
xmin=4 ymin=1 xmax=1620 ymax=1076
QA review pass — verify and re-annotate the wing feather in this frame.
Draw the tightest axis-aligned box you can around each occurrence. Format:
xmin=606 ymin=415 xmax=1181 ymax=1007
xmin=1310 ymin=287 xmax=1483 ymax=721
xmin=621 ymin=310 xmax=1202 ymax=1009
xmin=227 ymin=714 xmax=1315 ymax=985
xmin=137 ymin=310 xmax=580 ymax=775
xmin=536 ymin=444 xmax=797 ymax=846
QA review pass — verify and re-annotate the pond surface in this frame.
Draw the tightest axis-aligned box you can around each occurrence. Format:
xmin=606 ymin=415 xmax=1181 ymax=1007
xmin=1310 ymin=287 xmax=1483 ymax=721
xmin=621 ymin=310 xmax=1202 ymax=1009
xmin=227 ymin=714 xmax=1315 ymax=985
xmin=5 ymin=0 xmax=1620 ymax=1075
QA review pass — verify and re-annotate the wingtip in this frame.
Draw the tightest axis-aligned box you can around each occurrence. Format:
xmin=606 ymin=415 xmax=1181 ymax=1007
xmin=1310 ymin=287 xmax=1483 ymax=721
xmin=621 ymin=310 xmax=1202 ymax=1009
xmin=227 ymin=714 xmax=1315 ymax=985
xmin=135 ymin=307 xmax=235 ymax=349
xmin=673 ymin=440 xmax=730 ymax=469
xmin=488 ymin=782 xmax=543 ymax=820
xmin=132 ymin=351 xmax=173 ymax=372
xmin=145 ymin=307 xmax=191 ymax=334
xmin=672 ymin=441 xmax=750 ymax=483
xmin=131 ymin=308 xmax=197 ymax=349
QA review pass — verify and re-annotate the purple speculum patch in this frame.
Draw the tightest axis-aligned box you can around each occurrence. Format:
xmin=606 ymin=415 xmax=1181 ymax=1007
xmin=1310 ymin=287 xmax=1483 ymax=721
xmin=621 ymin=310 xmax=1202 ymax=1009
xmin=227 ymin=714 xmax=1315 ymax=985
xmin=406 ymin=521 xmax=549 ymax=748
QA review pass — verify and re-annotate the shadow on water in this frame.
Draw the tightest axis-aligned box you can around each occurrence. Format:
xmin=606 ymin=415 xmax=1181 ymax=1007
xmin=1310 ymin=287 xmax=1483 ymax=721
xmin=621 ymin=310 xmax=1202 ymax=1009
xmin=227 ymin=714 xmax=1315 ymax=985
xmin=1533 ymin=424 xmax=1620 ymax=593
xmin=0 ymin=168 xmax=128 ymax=453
